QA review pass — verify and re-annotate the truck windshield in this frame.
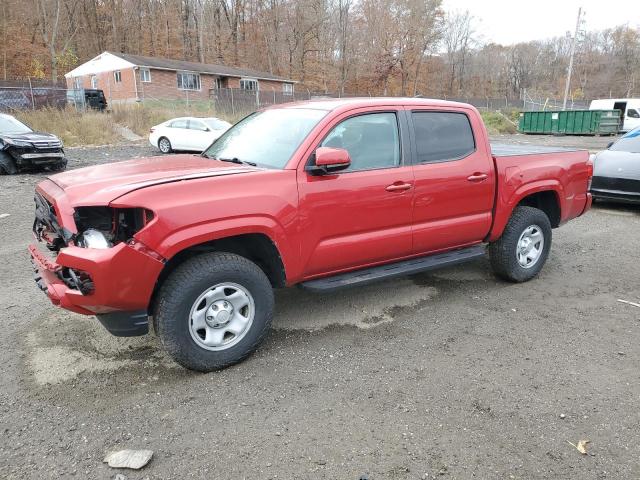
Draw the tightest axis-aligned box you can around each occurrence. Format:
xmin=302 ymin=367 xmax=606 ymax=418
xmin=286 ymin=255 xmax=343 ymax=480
xmin=0 ymin=116 xmax=32 ymax=134
xmin=203 ymin=108 xmax=327 ymax=168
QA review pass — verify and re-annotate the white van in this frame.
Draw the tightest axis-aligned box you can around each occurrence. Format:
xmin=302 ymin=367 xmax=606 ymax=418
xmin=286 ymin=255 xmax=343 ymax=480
xmin=589 ymin=98 xmax=640 ymax=133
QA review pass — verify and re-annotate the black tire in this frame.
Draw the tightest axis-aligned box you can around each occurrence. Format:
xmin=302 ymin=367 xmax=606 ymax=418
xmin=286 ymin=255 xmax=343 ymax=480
xmin=489 ymin=206 xmax=552 ymax=283
xmin=154 ymin=252 xmax=274 ymax=371
xmin=0 ymin=152 xmax=17 ymax=175
xmin=158 ymin=137 xmax=172 ymax=154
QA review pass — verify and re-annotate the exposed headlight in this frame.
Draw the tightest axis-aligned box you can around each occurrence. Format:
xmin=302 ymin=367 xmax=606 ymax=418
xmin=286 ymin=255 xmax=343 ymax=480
xmin=78 ymin=228 xmax=112 ymax=249
xmin=3 ymin=137 xmax=32 ymax=147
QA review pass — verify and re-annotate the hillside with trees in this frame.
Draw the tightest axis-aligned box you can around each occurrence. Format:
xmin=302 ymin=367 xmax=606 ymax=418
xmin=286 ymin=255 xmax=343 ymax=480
xmin=1 ymin=0 xmax=638 ymax=99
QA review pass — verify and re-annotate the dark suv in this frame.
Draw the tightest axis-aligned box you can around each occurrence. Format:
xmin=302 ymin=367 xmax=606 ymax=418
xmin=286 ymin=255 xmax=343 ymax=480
xmin=0 ymin=113 xmax=67 ymax=174
xmin=66 ymin=89 xmax=108 ymax=111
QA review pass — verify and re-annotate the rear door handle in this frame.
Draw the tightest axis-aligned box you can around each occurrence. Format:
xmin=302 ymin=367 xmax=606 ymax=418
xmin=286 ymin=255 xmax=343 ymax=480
xmin=467 ymin=173 xmax=488 ymax=182
xmin=386 ymin=182 xmax=412 ymax=192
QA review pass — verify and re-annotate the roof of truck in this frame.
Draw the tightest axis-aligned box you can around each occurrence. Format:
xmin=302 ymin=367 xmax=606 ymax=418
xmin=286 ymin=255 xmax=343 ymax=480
xmin=273 ymin=97 xmax=473 ymax=112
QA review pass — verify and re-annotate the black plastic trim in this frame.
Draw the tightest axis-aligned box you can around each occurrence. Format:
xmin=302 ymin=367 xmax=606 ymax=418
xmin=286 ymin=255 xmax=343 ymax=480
xmin=300 ymin=245 xmax=486 ymax=292
xmin=96 ymin=310 xmax=149 ymax=337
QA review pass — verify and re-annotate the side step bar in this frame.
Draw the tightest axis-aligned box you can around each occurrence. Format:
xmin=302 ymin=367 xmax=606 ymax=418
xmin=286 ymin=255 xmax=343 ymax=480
xmin=300 ymin=245 xmax=486 ymax=292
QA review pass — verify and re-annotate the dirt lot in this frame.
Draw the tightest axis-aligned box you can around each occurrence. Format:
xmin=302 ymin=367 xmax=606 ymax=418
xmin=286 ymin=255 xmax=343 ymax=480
xmin=1 ymin=135 xmax=639 ymax=479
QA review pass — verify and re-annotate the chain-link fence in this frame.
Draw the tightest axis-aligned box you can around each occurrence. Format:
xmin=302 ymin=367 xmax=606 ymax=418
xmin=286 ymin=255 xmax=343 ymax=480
xmin=211 ymin=88 xmax=314 ymax=117
xmin=0 ymin=85 xmax=67 ymax=112
xmin=520 ymin=90 xmax=590 ymax=111
xmin=0 ymin=79 xmax=595 ymax=116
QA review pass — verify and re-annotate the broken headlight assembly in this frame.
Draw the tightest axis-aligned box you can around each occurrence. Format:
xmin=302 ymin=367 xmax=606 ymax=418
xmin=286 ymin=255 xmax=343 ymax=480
xmin=73 ymin=206 xmax=154 ymax=249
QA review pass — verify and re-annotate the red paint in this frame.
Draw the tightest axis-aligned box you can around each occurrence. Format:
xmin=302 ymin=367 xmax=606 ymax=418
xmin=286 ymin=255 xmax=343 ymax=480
xmin=314 ymin=146 xmax=351 ymax=167
xmin=30 ymin=98 xmax=592 ymax=318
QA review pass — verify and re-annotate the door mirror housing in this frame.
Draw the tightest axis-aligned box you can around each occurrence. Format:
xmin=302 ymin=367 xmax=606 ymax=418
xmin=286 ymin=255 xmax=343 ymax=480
xmin=306 ymin=147 xmax=351 ymax=175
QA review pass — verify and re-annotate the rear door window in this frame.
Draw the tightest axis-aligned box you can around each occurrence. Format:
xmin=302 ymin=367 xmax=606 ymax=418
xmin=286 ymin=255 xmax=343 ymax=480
xmin=411 ymin=111 xmax=475 ymax=163
xmin=189 ymin=120 xmax=208 ymax=131
xmin=170 ymin=119 xmax=188 ymax=129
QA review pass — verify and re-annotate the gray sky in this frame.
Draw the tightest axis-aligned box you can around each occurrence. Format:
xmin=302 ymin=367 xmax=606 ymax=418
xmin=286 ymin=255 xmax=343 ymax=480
xmin=441 ymin=0 xmax=640 ymax=45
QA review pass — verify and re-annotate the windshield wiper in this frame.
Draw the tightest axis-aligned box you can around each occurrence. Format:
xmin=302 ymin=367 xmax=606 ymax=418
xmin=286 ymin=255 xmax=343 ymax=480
xmin=217 ymin=157 xmax=257 ymax=167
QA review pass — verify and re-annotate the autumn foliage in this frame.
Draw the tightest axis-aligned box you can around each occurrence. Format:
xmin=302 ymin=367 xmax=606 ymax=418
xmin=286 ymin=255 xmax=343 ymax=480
xmin=1 ymin=0 xmax=638 ymax=98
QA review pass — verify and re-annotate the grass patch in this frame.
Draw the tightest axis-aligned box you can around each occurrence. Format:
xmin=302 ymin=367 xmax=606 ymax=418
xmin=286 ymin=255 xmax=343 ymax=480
xmin=110 ymin=102 xmax=228 ymax=137
xmin=14 ymin=103 xmax=237 ymax=147
xmin=481 ymin=111 xmax=518 ymax=135
xmin=16 ymin=107 xmax=120 ymax=147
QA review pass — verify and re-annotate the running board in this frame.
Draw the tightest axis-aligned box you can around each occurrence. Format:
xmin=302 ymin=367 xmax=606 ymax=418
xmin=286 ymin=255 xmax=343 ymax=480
xmin=300 ymin=245 xmax=486 ymax=292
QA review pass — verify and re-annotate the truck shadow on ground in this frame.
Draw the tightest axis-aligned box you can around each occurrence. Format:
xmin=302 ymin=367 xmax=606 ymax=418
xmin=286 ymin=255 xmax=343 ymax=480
xmin=25 ymin=259 xmax=492 ymax=387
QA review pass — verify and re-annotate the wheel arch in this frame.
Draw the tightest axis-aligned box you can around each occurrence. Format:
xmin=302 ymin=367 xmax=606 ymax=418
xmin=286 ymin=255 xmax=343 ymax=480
xmin=516 ymin=190 xmax=561 ymax=228
xmin=488 ymin=184 xmax=562 ymax=241
xmin=149 ymin=232 xmax=287 ymax=318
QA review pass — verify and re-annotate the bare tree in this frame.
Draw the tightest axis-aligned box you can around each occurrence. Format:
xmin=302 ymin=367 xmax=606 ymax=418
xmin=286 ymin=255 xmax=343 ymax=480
xmin=36 ymin=0 xmax=78 ymax=81
xmin=442 ymin=9 xmax=474 ymax=95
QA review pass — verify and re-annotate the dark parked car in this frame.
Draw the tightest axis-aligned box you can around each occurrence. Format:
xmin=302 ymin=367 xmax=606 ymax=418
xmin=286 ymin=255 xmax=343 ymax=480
xmin=0 ymin=113 xmax=67 ymax=174
xmin=66 ymin=89 xmax=107 ymax=111
xmin=591 ymin=126 xmax=640 ymax=204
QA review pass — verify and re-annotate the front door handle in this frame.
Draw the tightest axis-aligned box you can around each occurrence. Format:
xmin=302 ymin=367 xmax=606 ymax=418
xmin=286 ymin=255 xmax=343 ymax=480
xmin=386 ymin=182 xmax=412 ymax=192
xmin=467 ymin=173 xmax=488 ymax=182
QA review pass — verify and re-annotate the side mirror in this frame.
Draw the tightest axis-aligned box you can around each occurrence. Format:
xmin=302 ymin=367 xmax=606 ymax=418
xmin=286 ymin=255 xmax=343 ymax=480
xmin=306 ymin=147 xmax=351 ymax=175
xmin=607 ymin=142 xmax=614 ymax=149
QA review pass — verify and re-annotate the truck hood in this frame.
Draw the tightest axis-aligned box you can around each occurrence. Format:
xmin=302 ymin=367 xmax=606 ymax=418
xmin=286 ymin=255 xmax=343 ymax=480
xmin=46 ymin=154 xmax=262 ymax=205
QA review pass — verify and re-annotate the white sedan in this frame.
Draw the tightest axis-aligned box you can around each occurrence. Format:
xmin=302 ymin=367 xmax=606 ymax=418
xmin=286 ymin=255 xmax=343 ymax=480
xmin=149 ymin=117 xmax=232 ymax=154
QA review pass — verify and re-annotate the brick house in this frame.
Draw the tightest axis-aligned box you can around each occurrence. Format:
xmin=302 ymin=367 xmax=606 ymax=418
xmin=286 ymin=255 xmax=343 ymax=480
xmin=64 ymin=51 xmax=296 ymax=104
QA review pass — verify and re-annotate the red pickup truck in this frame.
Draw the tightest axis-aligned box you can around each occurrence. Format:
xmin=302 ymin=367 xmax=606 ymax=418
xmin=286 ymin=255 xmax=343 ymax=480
xmin=30 ymin=98 xmax=593 ymax=371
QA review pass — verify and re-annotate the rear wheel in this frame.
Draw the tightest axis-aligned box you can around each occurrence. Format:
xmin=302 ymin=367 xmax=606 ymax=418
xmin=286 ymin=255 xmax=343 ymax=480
xmin=489 ymin=206 xmax=552 ymax=282
xmin=154 ymin=252 xmax=274 ymax=371
xmin=0 ymin=152 xmax=17 ymax=175
xmin=158 ymin=137 xmax=172 ymax=154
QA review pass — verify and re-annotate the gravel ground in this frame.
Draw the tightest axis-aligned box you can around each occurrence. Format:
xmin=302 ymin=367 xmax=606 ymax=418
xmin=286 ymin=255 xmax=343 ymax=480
xmin=1 ymin=137 xmax=639 ymax=479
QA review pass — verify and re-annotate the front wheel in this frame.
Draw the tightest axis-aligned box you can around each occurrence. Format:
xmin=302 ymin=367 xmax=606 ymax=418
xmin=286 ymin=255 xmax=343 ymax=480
xmin=0 ymin=152 xmax=17 ymax=175
xmin=489 ymin=206 xmax=552 ymax=282
xmin=154 ymin=252 xmax=274 ymax=371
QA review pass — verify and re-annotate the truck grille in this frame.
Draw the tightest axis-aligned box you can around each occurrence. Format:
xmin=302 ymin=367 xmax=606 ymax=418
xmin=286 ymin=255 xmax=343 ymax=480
xmin=33 ymin=140 xmax=62 ymax=149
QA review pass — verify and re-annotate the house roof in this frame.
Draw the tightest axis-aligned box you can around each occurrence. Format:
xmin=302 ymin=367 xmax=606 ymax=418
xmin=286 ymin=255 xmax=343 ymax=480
xmin=108 ymin=52 xmax=294 ymax=83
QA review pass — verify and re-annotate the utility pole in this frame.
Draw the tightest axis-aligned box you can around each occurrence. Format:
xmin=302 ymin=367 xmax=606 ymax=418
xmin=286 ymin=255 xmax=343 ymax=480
xmin=562 ymin=7 xmax=582 ymax=110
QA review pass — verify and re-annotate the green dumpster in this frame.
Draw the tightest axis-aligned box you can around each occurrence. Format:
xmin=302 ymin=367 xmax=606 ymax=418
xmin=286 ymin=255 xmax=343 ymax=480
xmin=518 ymin=110 xmax=620 ymax=135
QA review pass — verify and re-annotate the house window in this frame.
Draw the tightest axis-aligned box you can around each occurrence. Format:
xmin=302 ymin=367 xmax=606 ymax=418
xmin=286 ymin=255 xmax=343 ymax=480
xmin=140 ymin=68 xmax=151 ymax=83
xmin=114 ymin=70 xmax=122 ymax=83
xmin=177 ymin=72 xmax=201 ymax=91
xmin=214 ymin=77 xmax=223 ymax=90
xmin=240 ymin=78 xmax=258 ymax=91
xmin=73 ymin=77 xmax=82 ymax=89
xmin=91 ymin=75 xmax=98 ymax=89
xmin=282 ymin=83 xmax=294 ymax=95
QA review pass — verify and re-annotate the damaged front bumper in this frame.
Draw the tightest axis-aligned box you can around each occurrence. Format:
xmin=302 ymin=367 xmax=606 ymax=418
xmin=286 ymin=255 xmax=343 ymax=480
xmin=29 ymin=241 xmax=164 ymax=335
xmin=30 ymin=183 xmax=165 ymax=337
xmin=8 ymin=147 xmax=66 ymax=168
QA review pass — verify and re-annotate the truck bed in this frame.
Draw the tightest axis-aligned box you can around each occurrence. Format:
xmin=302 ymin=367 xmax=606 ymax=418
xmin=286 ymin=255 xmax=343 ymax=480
xmin=487 ymin=144 xmax=592 ymax=243
xmin=491 ymin=143 xmax=584 ymax=157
